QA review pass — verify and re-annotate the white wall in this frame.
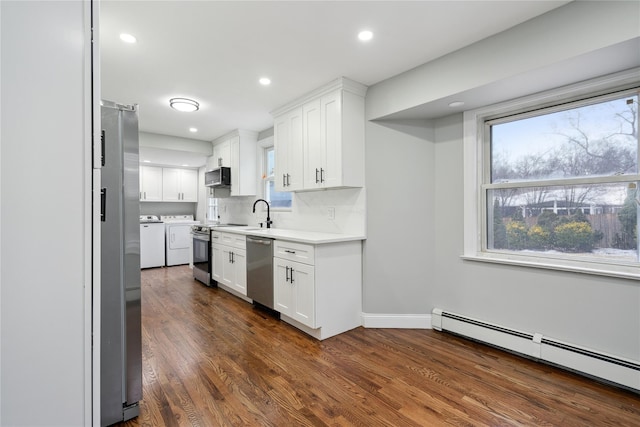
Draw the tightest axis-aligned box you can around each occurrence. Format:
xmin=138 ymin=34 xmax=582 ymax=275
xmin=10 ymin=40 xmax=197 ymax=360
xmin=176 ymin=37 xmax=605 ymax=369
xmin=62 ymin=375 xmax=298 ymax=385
xmin=363 ymin=0 xmax=640 ymax=360
xmin=1 ymin=1 xmax=91 ymax=425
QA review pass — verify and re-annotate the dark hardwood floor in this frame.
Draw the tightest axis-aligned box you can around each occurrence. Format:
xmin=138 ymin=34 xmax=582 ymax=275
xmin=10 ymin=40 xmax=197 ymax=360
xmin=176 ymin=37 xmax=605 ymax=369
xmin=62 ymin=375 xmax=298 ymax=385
xmin=121 ymin=265 xmax=640 ymax=426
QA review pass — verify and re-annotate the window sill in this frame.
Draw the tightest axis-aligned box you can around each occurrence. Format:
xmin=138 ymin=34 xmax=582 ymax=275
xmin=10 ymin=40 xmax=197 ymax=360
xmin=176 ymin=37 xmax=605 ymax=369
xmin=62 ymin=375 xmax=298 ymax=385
xmin=461 ymin=252 xmax=640 ymax=281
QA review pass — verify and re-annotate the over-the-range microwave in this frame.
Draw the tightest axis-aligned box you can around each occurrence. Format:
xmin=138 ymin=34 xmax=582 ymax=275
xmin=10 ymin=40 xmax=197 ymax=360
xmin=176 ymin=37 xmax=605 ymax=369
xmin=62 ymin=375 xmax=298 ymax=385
xmin=205 ymin=167 xmax=231 ymax=187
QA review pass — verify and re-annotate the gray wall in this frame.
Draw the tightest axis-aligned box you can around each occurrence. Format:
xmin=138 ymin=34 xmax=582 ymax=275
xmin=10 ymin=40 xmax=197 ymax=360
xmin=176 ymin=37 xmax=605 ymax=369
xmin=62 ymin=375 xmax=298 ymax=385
xmin=363 ymin=120 xmax=435 ymax=313
xmin=363 ymin=0 xmax=640 ymax=360
xmin=432 ymin=114 xmax=640 ymax=359
xmin=1 ymin=1 xmax=90 ymax=424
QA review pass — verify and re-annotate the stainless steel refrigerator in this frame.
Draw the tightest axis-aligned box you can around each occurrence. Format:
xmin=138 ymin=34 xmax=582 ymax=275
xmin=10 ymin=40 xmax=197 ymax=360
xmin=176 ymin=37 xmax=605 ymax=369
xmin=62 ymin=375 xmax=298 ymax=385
xmin=100 ymin=100 xmax=142 ymax=425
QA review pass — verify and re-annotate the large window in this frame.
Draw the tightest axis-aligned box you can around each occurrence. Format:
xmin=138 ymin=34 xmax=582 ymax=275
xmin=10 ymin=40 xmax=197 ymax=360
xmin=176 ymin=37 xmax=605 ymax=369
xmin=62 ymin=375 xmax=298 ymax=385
xmin=464 ymin=70 xmax=640 ymax=279
xmin=263 ymin=146 xmax=292 ymax=209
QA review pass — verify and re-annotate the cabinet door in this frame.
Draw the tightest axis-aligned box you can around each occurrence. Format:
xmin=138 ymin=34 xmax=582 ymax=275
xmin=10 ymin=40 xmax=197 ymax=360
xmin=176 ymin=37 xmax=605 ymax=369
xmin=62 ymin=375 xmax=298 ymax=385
xmin=220 ymin=246 xmax=234 ymax=287
xmin=212 ymin=140 xmax=231 ymax=168
xmin=320 ymin=90 xmax=342 ymax=188
xmin=303 ymin=99 xmax=323 ymax=189
xmin=274 ymin=114 xmax=289 ymax=192
xmin=180 ymin=169 xmax=198 ymax=202
xmin=274 ymin=258 xmax=293 ymax=314
xmin=274 ymin=258 xmax=315 ymax=328
xmin=162 ymin=168 xmax=181 ymax=201
xmin=211 ymin=243 xmax=224 ymax=283
xmin=230 ymin=135 xmax=241 ymax=196
xmin=290 ymin=262 xmax=315 ymax=328
xmin=140 ymin=166 xmax=163 ymax=201
xmin=230 ymin=249 xmax=247 ymax=295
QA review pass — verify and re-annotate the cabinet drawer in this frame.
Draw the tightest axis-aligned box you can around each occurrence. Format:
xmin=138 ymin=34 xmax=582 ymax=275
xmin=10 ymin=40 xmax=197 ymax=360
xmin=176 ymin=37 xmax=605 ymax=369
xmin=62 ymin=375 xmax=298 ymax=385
xmin=274 ymin=240 xmax=314 ymax=265
xmin=211 ymin=231 xmax=222 ymax=245
xmin=220 ymin=232 xmax=246 ymax=250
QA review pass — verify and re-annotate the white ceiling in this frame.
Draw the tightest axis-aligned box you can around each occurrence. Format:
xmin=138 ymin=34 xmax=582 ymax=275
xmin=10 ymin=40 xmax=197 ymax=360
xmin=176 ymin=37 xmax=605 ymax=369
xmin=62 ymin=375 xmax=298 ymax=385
xmin=100 ymin=1 xmax=570 ymax=147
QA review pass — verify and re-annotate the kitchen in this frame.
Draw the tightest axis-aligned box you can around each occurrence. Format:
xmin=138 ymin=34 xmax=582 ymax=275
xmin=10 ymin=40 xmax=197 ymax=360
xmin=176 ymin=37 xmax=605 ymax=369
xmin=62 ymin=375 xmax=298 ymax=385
xmin=1 ymin=1 xmax=639 ymax=425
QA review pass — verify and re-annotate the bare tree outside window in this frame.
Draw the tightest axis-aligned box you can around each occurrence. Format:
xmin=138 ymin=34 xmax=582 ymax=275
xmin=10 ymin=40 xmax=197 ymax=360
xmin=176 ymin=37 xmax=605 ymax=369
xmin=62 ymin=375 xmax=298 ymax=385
xmin=486 ymin=92 xmax=639 ymax=262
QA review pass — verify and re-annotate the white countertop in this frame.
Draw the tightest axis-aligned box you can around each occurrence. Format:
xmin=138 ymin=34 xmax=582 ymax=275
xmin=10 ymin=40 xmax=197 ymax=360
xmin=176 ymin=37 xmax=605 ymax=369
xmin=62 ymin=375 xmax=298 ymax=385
xmin=210 ymin=226 xmax=365 ymax=244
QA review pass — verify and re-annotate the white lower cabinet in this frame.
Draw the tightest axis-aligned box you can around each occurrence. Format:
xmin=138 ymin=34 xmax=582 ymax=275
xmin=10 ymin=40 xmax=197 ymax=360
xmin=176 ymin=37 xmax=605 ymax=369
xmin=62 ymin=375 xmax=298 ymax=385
xmin=273 ymin=239 xmax=362 ymax=340
xmin=221 ymin=246 xmax=247 ymax=295
xmin=211 ymin=231 xmax=247 ymax=296
xmin=274 ymin=258 xmax=315 ymax=328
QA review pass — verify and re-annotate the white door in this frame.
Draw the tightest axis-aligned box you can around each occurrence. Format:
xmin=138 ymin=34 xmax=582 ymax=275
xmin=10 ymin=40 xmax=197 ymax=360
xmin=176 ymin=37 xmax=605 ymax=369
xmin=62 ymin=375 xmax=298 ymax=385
xmin=211 ymin=244 xmax=223 ymax=283
xmin=168 ymin=224 xmax=192 ymax=250
xmin=321 ymin=90 xmax=342 ymax=188
xmin=180 ymin=169 xmax=198 ymax=202
xmin=290 ymin=262 xmax=315 ymax=328
xmin=303 ymin=99 xmax=322 ymax=189
xmin=230 ymin=249 xmax=247 ymax=295
xmin=221 ymin=246 xmax=235 ymax=287
xmin=162 ymin=168 xmax=181 ymax=201
xmin=274 ymin=258 xmax=293 ymax=315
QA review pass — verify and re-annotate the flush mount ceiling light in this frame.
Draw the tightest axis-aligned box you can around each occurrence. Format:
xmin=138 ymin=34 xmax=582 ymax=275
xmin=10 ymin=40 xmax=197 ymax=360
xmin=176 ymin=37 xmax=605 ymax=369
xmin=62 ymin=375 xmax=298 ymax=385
xmin=448 ymin=101 xmax=465 ymax=108
xmin=358 ymin=30 xmax=374 ymax=42
xmin=169 ymin=98 xmax=199 ymax=112
xmin=259 ymin=77 xmax=271 ymax=86
xmin=119 ymin=33 xmax=137 ymax=43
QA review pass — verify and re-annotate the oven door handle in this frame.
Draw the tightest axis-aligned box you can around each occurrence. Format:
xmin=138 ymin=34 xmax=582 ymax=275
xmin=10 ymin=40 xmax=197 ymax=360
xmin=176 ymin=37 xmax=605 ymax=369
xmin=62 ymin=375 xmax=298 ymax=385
xmin=192 ymin=234 xmax=210 ymax=242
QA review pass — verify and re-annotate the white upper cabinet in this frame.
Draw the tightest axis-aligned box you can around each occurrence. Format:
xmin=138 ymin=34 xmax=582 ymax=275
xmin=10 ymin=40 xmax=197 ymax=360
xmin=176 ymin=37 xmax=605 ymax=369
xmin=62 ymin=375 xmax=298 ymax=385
xmin=211 ymin=130 xmax=258 ymax=197
xmin=210 ymin=139 xmax=231 ymax=169
xmin=139 ymin=166 xmax=163 ymax=201
xmin=161 ymin=168 xmax=198 ymax=202
xmin=272 ymin=77 xmax=367 ymax=192
xmin=140 ymin=166 xmax=197 ymax=202
xmin=274 ymin=107 xmax=304 ymax=191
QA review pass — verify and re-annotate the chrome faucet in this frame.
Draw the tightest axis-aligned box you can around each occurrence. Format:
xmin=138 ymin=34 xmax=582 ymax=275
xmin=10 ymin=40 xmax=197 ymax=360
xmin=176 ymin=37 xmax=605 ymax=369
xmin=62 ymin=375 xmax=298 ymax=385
xmin=252 ymin=199 xmax=272 ymax=228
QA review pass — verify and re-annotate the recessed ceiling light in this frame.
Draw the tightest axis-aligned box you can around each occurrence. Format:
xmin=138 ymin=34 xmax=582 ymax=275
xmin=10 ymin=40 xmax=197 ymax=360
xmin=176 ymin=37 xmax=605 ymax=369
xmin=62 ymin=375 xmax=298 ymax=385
xmin=358 ymin=30 xmax=373 ymax=42
xmin=448 ymin=101 xmax=465 ymax=108
xmin=119 ymin=33 xmax=137 ymax=44
xmin=181 ymin=164 xmax=189 ymax=167
xmin=143 ymin=160 xmax=151 ymax=163
xmin=189 ymin=127 xmax=198 ymax=133
xmin=169 ymin=98 xmax=199 ymax=112
xmin=259 ymin=77 xmax=271 ymax=86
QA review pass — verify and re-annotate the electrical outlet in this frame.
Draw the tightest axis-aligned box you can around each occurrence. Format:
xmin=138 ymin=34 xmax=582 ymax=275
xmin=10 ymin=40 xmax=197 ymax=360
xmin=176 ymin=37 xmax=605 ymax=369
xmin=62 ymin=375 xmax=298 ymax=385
xmin=327 ymin=207 xmax=335 ymax=220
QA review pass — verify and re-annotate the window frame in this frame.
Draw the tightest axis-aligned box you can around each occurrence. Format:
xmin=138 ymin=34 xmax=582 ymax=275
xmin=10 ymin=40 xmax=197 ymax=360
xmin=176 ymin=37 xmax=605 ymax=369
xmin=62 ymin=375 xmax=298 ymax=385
xmin=462 ymin=68 xmax=640 ymax=280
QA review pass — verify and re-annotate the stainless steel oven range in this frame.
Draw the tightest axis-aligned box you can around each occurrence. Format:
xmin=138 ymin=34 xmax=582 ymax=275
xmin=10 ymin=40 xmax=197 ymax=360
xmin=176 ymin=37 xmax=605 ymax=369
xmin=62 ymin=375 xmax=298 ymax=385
xmin=191 ymin=225 xmax=212 ymax=285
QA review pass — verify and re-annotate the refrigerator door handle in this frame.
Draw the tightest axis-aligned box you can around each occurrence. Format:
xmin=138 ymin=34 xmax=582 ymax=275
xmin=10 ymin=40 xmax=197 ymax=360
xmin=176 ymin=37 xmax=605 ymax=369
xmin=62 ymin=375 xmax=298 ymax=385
xmin=101 ymin=129 xmax=106 ymax=166
xmin=101 ymin=187 xmax=107 ymax=222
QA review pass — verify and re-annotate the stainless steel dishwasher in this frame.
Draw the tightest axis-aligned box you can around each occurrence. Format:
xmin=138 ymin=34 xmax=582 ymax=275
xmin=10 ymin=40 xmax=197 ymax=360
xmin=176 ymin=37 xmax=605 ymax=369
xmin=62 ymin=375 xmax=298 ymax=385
xmin=247 ymin=235 xmax=275 ymax=310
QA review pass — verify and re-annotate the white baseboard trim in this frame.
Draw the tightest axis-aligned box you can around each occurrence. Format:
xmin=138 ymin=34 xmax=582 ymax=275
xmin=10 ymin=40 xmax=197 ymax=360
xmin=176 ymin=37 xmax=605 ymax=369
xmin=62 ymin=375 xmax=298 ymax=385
xmin=361 ymin=313 xmax=432 ymax=329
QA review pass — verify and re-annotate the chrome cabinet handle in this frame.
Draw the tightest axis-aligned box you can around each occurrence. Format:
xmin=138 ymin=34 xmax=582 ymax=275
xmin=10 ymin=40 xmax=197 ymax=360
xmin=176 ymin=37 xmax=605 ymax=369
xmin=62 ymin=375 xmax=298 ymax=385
xmin=285 ymin=266 xmax=290 ymax=282
xmin=283 ymin=174 xmax=287 ymax=187
xmin=320 ymin=168 xmax=325 ymax=183
xmin=290 ymin=268 xmax=294 ymax=283
xmin=284 ymin=249 xmax=296 ymax=254
xmin=287 ymin=174 xmax=291 ymax=186
xmin=315 ymin=168 xmax=319 ymax=183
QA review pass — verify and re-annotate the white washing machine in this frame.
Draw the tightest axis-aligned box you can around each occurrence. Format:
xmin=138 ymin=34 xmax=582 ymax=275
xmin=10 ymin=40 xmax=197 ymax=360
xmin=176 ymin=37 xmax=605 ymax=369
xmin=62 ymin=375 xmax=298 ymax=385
xmin=140 ymin=215 xmax=165 ymax=268
xmin=161 ymin=215 xmax=200 ymax=266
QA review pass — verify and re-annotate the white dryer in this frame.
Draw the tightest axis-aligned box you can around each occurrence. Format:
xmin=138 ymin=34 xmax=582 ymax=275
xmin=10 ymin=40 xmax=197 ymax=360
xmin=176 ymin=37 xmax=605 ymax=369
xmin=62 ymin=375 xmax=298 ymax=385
xmin=161 ymin=215 xmax=200 ymax=266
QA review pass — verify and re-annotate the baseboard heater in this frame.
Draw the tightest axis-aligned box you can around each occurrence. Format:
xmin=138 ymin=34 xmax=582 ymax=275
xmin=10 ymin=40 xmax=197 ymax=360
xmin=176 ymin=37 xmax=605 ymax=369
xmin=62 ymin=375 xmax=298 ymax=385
xmin=431 ymin=308 xmax=640 ymax=392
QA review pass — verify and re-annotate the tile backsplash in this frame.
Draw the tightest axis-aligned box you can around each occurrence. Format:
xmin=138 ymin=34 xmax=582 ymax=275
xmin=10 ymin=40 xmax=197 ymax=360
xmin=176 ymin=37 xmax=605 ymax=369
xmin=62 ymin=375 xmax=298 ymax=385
xmin=215 ymin=188 xmax=366 ymax=236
